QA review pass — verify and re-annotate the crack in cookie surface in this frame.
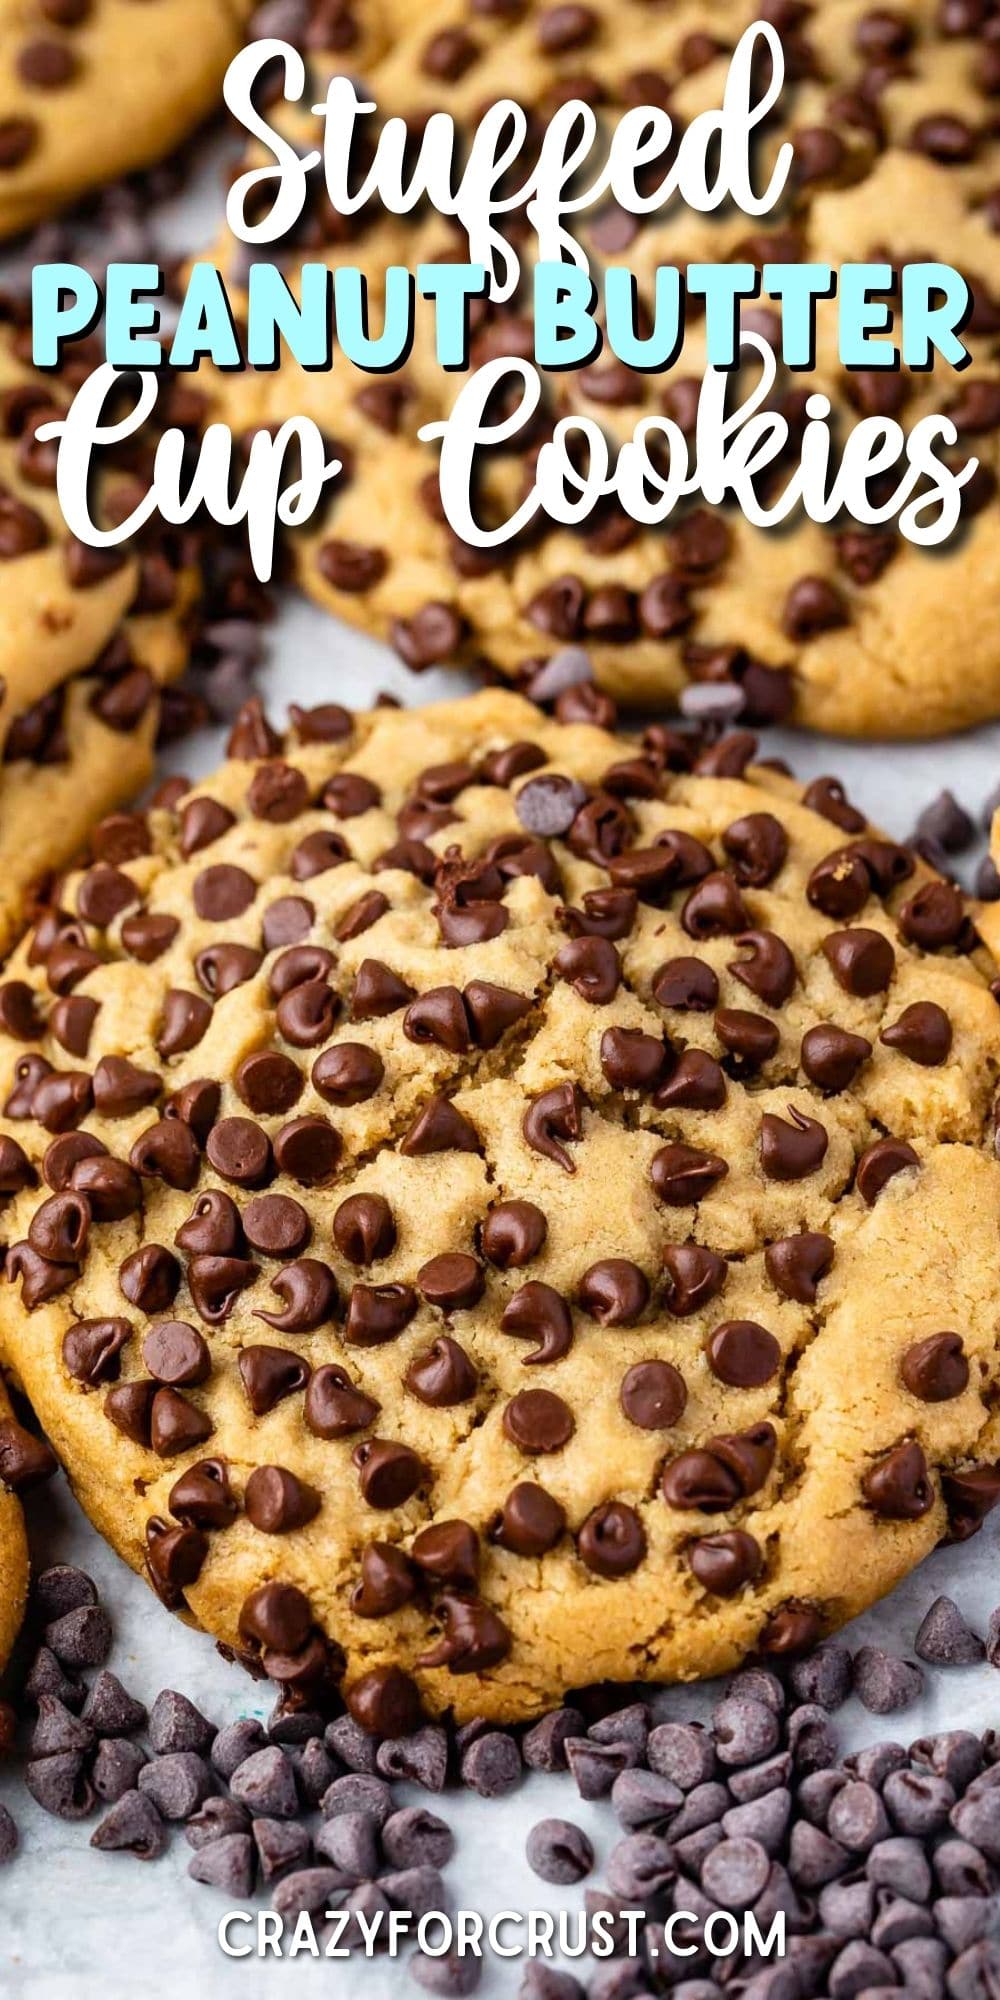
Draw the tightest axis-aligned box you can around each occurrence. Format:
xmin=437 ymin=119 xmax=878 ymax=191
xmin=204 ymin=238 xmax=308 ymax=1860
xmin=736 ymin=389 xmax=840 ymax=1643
xmin=0 ymin=689 xmax=998 ymax=1725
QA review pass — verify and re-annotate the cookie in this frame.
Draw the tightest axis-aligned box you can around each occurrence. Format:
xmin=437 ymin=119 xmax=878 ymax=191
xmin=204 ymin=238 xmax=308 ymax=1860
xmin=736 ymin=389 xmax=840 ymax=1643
xmin=0 ymin=1377 xmax=31 ymax=1672
xmin=0 ymin=0 xmax=258 ymax=240
xmin=0 ymin=687 xmax=998 ymax=1727
xmin=210 ymin=0 xmax=1000 ymax=735
xmin=0 ymin=324 xmax=201 ymax=952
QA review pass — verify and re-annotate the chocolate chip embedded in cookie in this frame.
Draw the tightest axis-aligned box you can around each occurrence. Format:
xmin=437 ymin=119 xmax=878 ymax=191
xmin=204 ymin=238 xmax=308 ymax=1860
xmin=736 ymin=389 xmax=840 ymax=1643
xmin=0 ymin=688 xmax=999 ymax=1725
xmin=210 ymin=0 xmax=1000 ymax=736
xmin=0 ymin=1374 xmax=50 ymax=1672
xmin=0 ymin=326 xmax=208 ymax=954
xmin=0 ymin=0 xmax=258 ymax=239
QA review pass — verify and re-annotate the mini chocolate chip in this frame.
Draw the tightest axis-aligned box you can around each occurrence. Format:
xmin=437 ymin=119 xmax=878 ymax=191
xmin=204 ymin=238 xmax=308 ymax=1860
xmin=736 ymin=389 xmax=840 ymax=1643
xmin=119 ymin=1243 xmax=181 ymax=1312
xmin=729 ymin=930 xmax=796 ymax=1007
xmin=402 ymin=1095 xmax=482 ymax=1157
xmin=600 ymin=1025 xmax=668 ymax=1092
xmin=655 ymin=1046 xmax=728 ymax=1109
xmin=498 ymin=1280 xmax=572 ymax=1360
xmin=579 ymin=1259 xmax=648 ymax=1326
xmin=63 ymin=1317 xmax=132 ymax=1386
xmin=899 ymin=880 xmax=966 ymax=950
xmin=243 ymin=1193 xmax=310 ymax=1258
xmin=239 ymin=1581 xmax=313 ymax=1655
xmin=652 ymin=956 xmax=719 ymax=1011
xmin=255 ymin=1258 xmax=337 ymax=1333
xmin=142 ymin=1322 xmax=210 ymax=1388
xmin=245 ymin=1465 xmax=320 ymax=1534
xmin=800 ymin=1024 xmax=872 ymax=1091
xmin=522 ymin=1082 xmax=586 ymax=1171
xmin=411 ymin=1520 xmax=480 ymax=1591
xmin=180 ymin=797 xmax=236 ymax=857
xmin=862 ymin=1441 xmax=934 ymax=1519
xmin=312 ymin=1042 xmax=384 ymax=1105
xmin=663 ymin=1242 xmax=727 ymax=1316
xmin=344 ymin=1282 xmax=416 ymax=1346
xmin=681 ymin=871 xmax=748 ymax=939
xmin=156 ymin=991 xmax=212 ymax=1061
xmin=689 ymin=1530 xmax=762 ymax=1596
xmin=481 ymin=1200 xmax=547 ymax=1268
xmin=651 ymin=1142 xmax=728 ymax=1204
xmin=715 ymin=1008 xmax=778 ymax=1072
xmin=404 ymin=1336 xmax=476 ymax=1407
xmin=206 ymin=1116 xmax=272 ymax=1188
xmin=239 ymin=1346 xmax=311 ymax=1416
xmin=193 ymin=864 xmax=256 ymax=922
xmin=351 ymin=958 xmax=415 ymax=1021
xmin=760 ymin=1108 xmax=828 ymax=1181
xmin=662 ymin=1423 xmax=776 ymax=1511
xmin=881 ymin=1002 xmax=952 ymax=1066
xmin=168 ymin=1458 xmax=238 ymax=1529
xmin=304 ymin=1364 xmax=379 ymax=1439
xmin=707 ymin=1320 xmax=781 ymax=1388
xmin=503 ymin=1388 xmax=575 ymax=1455
xmin=262 ymin=896 xmax=314 ymax=951
xmin=765 ymin=1232 xmax=834 ymax=1302
xmin=353 ymin=1438 xmax=423 ymax=1508
xmin=417 ymin=1594 xmax=511 ymax=1674
xmin=491 ymin=1479 xmax=566 ymax=1558
xmin=419 ymin=1252 xmax=484 ymax=1314
xmin=329 ymin=1193 xmax=392 ymax=1267
xmin=272 ymin=1115 xmax=341 ymax=1186
xmin=235 ymin=1051 xmax=303 ymax=1117
xmin=195 ymin=940 xmax=262 ymax=996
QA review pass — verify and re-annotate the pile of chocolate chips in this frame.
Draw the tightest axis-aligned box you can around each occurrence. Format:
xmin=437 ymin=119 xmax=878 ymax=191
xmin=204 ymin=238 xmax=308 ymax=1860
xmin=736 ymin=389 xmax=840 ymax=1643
xmin=2 ymin=1564 xmax=999 ymax=1998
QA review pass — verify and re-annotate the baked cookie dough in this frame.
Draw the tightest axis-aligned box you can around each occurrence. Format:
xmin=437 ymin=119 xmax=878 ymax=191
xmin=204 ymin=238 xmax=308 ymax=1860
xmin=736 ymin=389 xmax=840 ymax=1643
xmin=210 ymin=0 xmax=1000 ymax=736
xmin=0 ymin=687 xmax=998 ymax=1726
xmin=0 ymin=0 xmax=257 ymax=240
xmin=0 ymin=325 xmax=198 ymax=952
xmin=0 ymin=1377 xmax=31 ymax=1673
